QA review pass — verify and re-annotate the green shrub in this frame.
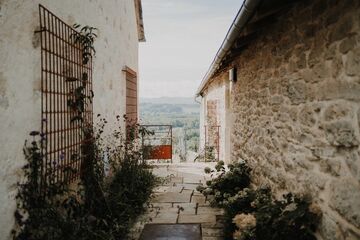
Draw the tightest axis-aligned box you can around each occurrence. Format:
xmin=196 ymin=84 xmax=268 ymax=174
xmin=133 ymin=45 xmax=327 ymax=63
xmin=232 ymin=190 xmax=321 ymax=240
xmin=198 ymin=161 xmax=321 ymax=240
xmin=106 ymin=158 xmax=157 ymax=238
xmin=12 ymin=121 xmax=158 ymax=240
xmin=223 ymin=187 xmax=272 ymax=239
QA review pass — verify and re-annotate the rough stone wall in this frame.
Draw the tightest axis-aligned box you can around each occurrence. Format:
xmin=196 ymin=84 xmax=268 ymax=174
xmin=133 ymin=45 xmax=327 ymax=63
xmin=0 ymin=0 xmax=139 ymax=238
xmin=207 ymin=0 xmax=360 ymax=239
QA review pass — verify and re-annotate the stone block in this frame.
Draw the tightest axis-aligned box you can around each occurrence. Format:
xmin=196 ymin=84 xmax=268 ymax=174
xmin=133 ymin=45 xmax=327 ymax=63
xmin=340 ymin=36 xmax=356 ymax=54
xmin=325 ymin=43 xmax=337 ymax=60
xmin=270 ymin=95 xmax=284 ymax=105
xmin=299 ymin=105 xmax=317 ymax=127
xmin=319 ymin=213 xmax=343 ymax=240
xmin=287 ymin=79 xmax=307 ymax=104
xmin=319 ymin=157 xmax=343 ymax=176
xmin=323 ymin=101 xmax=354 ymax=121
xmin=344 ymin=230 xmax=360 ymax=240
xmin=296 ymin=52 xmax=307 ymax=69
xmin=329 ymin=178 xmax=360 ymax=227
xmin=345 ymin=47 xmax=360 ymax=76
xmin=345 ymin=150 xmax=360 ymax=182
xmin=329 ymin=16 xmax=353 ymax=43
xmin=313 ymin=61 xmax=331 ymax=81
xmin=323 ymin=120 xmax=359 ymax=147
xmin=317 ymin=80 xmax=360 ymax=101
xmin=151 ymin=212 xmax=178 ymax=224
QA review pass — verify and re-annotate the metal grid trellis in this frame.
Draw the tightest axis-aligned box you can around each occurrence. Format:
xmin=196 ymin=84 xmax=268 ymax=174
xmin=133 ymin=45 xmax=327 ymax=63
xmin=39 ymin=5 xmax=93 ymax=184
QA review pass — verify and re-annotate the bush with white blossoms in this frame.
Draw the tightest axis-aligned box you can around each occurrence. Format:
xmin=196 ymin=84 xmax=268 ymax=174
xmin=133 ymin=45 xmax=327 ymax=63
xmin=197 ymin=161 xmax=322 ymax=240
xmin=196 ymin=161 xmax=251 ymax=206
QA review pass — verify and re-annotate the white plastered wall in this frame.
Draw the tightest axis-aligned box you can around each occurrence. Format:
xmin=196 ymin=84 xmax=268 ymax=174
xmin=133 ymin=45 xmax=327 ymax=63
xmin=199 ymin=77 xmax=230 ymax=163
xmin=0 ymin=0 xmax=139 ymax=238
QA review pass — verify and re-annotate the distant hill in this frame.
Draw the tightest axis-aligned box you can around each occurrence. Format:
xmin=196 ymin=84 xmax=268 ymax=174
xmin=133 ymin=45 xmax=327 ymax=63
xmin=139 ymin=97 xmax=200 ymax=156
xmin=140 ymin=97 xmax=197 ymax=105
xmin=140 ymin=97 xmax=199 ymax=115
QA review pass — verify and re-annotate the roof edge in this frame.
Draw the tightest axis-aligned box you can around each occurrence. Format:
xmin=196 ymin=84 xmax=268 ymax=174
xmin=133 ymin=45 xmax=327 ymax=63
xmin=135 ymin=0 xmax=146 ymax=42
xmin=196 ymin=0 xmax=261 ymax=96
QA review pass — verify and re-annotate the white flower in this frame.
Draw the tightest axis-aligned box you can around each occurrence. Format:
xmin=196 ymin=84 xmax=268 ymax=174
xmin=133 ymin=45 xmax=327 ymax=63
xmin=233 ymin=213 xmax=256 ymax=230
xmin=284 ymin=202 xmax=297 ymax=212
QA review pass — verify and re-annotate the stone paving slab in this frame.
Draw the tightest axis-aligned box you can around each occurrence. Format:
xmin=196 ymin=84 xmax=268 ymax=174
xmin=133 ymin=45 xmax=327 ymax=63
xmin=154 ymin=185 xmax=183 ymax=193
xmin=178 ymin=214 xmax=217 ymax=224
xmin=198 ymin=201 xmax=211 ymax=207
xmin=175 ymin=183 xmax=201 ymax=191
xmin=174 ymin=203 xmax=197 ymax=215
xmin=153 ymin=191 xmax=192 ymax=203
xmin=197 ymin=207 xmax=224 ymax=215
xmin=182 ymin=176 xmax=205 ymax=184
xmin=140 ymin=224 xmax=202 ymax=240
xmin=151 ymin=212 xmax=178 ymax=224
xmin=191 ymin=195 xmax=207 ymax=204
xmin=150 ymin=202 xmax=172 ymax=208
xmin=132 ymin=162 xmax=224 ymax=240
xmin=170 ymin=176 xmax=184 ymax=183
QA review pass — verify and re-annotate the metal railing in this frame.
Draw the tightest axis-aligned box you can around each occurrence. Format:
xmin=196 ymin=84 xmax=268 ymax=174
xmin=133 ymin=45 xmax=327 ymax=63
xmin=204 ymin=125 xmax=220 ymax=162
xmin=141 ymin=125 xmax=173 ymax=163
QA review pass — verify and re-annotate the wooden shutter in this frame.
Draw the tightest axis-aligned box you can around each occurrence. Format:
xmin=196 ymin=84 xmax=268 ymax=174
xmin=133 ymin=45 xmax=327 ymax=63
xmin=123 ymin=66 xmax=138 ymax=126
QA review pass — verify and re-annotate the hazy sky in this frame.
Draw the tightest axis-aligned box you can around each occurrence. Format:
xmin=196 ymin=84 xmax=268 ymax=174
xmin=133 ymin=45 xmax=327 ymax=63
xmin=139 ymin=0 xmax=241 ymax=98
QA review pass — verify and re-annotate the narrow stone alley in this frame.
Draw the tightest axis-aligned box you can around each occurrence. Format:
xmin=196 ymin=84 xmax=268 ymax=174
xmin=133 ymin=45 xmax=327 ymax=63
xmin=129 ymin=162 xmax=225 ymax=240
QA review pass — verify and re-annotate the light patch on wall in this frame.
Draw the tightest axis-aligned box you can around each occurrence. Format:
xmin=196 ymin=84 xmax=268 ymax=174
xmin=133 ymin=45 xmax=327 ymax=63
xmin=0 ymin=72 xmax=9 ymax=109
xmin=32 ymin=26 xmax=41 ymax=48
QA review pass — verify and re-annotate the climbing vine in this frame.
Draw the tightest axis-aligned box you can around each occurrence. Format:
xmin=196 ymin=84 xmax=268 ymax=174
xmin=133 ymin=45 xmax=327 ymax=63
xmin=66 ymin=24 xmax=97 ymax=123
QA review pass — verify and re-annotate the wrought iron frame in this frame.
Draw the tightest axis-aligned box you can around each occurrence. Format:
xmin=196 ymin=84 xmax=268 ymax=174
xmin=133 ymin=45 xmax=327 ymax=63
xmin=141 ymin=125 xmax=173 ymax=163
xmin=39 ymin=4 xmax=93 ymax=184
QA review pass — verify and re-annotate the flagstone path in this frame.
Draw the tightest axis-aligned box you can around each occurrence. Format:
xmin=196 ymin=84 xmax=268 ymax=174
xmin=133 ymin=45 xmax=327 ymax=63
xmin=129 ymin=162 xmax=225 ymax=240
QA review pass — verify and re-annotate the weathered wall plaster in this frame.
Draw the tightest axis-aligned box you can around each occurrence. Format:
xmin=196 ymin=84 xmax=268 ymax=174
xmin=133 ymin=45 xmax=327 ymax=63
xmin=199 ymin=78 xmax=231 ymax=162
xmin=0 ymin=0 xmax=140 ymax=238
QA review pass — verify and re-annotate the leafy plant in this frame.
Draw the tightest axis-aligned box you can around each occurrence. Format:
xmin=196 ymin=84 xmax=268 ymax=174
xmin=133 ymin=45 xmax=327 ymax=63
xmin=197 ymin=161 xmax=321 ymax=240
xmin=12 ymin=119 xmax=158 ymax=240
xmin=106 ymin=158 xmax=157 ymax=238
xmin=232 ymin=190 xmax=321 ymax=240
xmin=67 ymin=24 xmax=97 ymax=123
xmin=72 ymin=25 xmax=97 ymax=64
